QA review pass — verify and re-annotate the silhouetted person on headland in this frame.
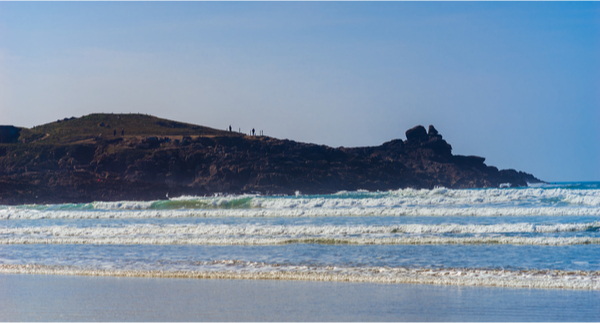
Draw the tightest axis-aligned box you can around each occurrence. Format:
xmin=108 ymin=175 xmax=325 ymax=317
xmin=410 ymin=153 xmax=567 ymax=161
xmin=252 ymin=128 xmax=255 ymax=136
xmin=229 ymin=125 xmax=232 ymax=132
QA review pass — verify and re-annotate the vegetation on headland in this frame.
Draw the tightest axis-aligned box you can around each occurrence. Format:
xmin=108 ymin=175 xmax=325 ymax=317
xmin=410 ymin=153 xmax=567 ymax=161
xmin=19 ymin=113 xmax=237 ymax=144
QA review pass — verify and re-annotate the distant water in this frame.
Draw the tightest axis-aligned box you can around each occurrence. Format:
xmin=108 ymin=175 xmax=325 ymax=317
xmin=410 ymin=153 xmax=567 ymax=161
xmin=1 ymin=182 xmax=599 ymax=291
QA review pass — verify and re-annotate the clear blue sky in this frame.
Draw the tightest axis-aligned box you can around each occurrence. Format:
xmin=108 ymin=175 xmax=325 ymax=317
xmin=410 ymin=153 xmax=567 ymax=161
xmin=1 ymin=2 xmax=598 ymax=182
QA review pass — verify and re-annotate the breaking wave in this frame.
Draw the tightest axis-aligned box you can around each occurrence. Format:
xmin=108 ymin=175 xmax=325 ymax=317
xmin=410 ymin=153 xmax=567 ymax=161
xmin=3 ymin=222 xmax=598 ymax=235
xmin=1 ymin=222 xmax=598 ymax=246
xmin=2 ymin=235 xmax=598 ymax=246
xmin=1 ymin=206 xmax=599 ymax=220
xmin=1 ymin=262 xmax=598 ymax=290
xmin=1 ymin=186 xmax=598 ymax=220
xmin=2 ymin=184 xmax=599 ymax=290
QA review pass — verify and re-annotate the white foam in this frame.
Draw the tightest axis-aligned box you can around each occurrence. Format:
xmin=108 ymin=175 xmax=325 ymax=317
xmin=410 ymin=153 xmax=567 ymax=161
xmin=1 ymin=222 xmax=597 ymax=235
xmin=91 ymin=200 xmax=156 ymax=210
xmin=1 ymin=205 xmax=599 ymax=220
xmin=1 ymin=235 xmax=597 ymax=246
xmin=1 ymin=263 xmax=597 ymax=290
xmin=2 ymin=187 xmax=599 ymax=220
xmin=527 ymin=182 xmax=550 ymax=188
xmin=4 ymin=187 xmax=600 ymax=210
xmin=168 ymin=194 xmax=258 ymax=202
xmin=1 ymin=223 xmax=598 ymax=246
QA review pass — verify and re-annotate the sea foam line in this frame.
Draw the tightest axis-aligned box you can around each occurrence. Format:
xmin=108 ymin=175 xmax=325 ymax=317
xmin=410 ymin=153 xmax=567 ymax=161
xmin=1 ymin=263 xmax=598 ymax=290
xmin=83 ymin=187 xmax=600 ymax=208
xmin=2 ymin=206 xmax=600 ymax=220
xmin=3 ymin=187 xmax=600 ymax=212
xmin=1 ymin=222 xmax=598 ymax=236
xmin=2 ymin=235 xmax=599 ymax=246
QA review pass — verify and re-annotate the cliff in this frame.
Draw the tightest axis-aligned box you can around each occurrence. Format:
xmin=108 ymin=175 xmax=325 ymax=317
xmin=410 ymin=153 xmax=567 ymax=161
xmin=0 ymin=114 xmax=542 ymax=205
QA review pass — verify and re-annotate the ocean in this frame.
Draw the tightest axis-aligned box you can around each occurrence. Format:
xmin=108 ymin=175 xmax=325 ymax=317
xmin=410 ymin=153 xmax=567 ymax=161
xmin=1 ymin=182 xmax=599 ymax=320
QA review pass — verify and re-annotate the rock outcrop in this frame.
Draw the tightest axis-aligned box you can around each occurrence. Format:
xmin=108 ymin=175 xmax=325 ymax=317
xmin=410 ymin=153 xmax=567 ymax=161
xmin=0 ymin=114 xmax=542 ymax=205
xmin=0 ymin=126 xmax=22 ymax=144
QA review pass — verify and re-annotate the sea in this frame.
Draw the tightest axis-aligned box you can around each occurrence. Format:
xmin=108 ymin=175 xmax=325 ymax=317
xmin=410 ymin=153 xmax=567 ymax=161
xmin=1 ymin=182 xmax=599 ymax=320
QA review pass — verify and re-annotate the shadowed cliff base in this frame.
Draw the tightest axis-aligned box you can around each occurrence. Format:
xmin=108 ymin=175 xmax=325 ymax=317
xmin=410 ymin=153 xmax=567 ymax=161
xmin=0 ymin=114 xmax=542 ymax=205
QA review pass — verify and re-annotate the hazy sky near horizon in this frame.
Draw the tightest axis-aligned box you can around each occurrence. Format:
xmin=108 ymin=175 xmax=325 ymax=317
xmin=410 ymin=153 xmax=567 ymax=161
xmin=0 ymin=2 xmax=598 ymax=182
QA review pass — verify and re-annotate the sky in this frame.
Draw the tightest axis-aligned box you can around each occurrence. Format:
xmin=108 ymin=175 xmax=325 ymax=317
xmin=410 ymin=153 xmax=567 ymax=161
xmin=0 ymin=2 xmax=598 ymax=182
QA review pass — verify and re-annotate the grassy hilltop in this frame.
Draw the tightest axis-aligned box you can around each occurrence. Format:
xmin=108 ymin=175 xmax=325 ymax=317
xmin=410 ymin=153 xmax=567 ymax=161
xmin=19 ymin=113 xmax=238 ymax=144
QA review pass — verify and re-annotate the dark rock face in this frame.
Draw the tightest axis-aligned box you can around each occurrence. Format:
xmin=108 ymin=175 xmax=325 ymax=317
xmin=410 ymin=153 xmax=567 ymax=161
xmin=0 ymin=124 xmax=543 ymax=204
xmin=0 ymin=126 xmax=22 ymax=144
xmin=453 ymin=155 xmax=486 ymax=168
xmin=404 ymin=124 xmax=451 ymax=157
xmin=428 ymin=125 xmax=439 ymax=136
xmin=405 ymin=125 xmax=428 ymax=142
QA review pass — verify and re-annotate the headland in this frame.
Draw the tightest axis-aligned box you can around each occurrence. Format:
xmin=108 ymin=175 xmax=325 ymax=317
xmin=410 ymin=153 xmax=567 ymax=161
xmin=0 ymin=113 xmax=541 ymax=205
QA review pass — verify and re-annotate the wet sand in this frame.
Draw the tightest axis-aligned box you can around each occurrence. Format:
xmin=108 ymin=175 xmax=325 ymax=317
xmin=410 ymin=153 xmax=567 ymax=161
xmin=1 ymin=274 xmax=599 ymax=321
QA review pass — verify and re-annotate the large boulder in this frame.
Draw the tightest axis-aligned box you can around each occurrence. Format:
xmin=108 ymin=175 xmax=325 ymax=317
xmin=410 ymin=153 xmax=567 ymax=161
xmin=405 ymin=125 xmax=428 ymax=142
xmin=428 ymin=125 xmax=439 ymax=136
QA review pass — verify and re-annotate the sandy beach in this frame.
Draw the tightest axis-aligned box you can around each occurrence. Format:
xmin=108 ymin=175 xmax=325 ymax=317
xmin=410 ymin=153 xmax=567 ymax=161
xmin=1 ymin=273 xmax=599 ymax=321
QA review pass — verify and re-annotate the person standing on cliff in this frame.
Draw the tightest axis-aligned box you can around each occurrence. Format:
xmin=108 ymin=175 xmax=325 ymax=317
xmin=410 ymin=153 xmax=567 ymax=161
xmin=252 ymin=128 xmax=255 ymax=136
xmin=229 ymin=125 xmax=232 ymax=132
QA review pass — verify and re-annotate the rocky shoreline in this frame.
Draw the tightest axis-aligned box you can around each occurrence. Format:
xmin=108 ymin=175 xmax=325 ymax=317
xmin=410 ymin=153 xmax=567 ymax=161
xmin=0 ymin=115 xmax=542 ymax=205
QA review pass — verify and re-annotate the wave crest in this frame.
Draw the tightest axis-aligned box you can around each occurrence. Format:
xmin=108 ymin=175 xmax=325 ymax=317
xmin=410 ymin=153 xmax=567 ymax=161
xmin=2 ymin=263 xmax=598 ymax=290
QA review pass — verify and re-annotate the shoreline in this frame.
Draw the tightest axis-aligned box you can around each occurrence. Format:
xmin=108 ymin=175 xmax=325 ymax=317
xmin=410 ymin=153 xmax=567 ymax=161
xmin=1 ymin=272 xmax=598 ymax=321
xmin=2 ymin=264 xmax=598 ymax=291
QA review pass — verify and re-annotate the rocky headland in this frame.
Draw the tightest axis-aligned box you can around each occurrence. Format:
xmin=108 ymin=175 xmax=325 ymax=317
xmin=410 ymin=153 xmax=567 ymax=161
xmin=0 ymin=114 xmax=542 ymax=205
